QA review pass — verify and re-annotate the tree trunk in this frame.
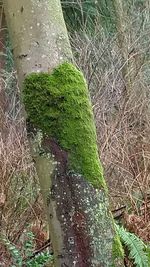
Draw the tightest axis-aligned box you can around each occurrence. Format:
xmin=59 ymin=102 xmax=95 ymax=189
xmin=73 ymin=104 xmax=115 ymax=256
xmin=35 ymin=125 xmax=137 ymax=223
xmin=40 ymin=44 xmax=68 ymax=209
xmin=113 ymin=0 xmax=137 ymax=93
xmin=0 ymin=2 xmax=7 ymax=132
xmin=3 ymin=0 xmax=124 ymax=266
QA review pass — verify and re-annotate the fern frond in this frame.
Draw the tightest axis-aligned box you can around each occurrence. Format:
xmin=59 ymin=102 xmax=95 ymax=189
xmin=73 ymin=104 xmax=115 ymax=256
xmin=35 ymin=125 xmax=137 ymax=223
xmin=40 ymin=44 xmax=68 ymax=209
xmin=0 ymin=235 xmax=22 ymax=266
xmin=116 ymin=224 xmax=149 ymax=267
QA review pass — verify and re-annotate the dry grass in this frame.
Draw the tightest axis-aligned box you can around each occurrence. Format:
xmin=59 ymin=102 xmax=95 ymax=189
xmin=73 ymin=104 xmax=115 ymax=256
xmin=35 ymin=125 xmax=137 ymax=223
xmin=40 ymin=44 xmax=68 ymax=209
xmin=0 ymin=1 xmax=150 ymax=264
xmin=0 ymin=70 xmax=44 ymax=265
xmin=70 ymin=5 xmax=150 ymax=241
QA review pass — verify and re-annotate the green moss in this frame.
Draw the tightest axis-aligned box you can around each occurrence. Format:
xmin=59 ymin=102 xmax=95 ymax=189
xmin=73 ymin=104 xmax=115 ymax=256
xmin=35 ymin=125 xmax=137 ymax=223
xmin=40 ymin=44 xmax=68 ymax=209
xmin=112 ymin=234 xmax=124 ymax=266
xmin=23 ymin=62 xmax=107 ymax=189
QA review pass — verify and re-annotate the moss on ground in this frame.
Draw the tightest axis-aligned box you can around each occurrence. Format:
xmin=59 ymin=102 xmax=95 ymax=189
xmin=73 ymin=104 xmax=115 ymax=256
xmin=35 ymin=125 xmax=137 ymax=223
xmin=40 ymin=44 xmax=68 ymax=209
xmin=23 ymin=62 xmax=107 ymax=189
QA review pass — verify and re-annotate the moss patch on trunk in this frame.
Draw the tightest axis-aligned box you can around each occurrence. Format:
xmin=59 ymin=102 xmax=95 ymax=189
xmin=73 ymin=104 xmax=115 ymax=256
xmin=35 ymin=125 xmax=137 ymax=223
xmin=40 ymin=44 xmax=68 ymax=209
xmin=23 ymin=62 xmax=107 ymax=190
xmin=112 ymin=233 xmax=124 ymax=266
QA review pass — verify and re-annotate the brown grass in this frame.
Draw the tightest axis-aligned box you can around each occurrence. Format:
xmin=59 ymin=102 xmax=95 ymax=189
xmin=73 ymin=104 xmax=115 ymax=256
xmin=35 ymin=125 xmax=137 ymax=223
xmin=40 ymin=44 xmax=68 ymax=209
xmin=0 ymin=2 xmax=150 ymax=264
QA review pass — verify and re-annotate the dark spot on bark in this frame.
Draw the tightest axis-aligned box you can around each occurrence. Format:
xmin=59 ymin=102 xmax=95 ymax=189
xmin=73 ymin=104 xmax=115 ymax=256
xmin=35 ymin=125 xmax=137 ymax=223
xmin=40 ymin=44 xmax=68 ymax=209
xmin=32 ymin=159 xmax=36 ymax=164
xmin=20 ymin=6 xmax=24 ymax=13
xmin=35 ymin=63 xmax=41 ymax=67
xmin=18 ymin=54 xmax=27 ymax=59
xmin=13 ymin=13 xmax=15 ymax=17
xmin=39 ymin=150 xmax=45 ymax=156
xmin=47 ymin=185 xmax=56 ymax=202
xmin=57 ymin=254 xmax=64 ymax=259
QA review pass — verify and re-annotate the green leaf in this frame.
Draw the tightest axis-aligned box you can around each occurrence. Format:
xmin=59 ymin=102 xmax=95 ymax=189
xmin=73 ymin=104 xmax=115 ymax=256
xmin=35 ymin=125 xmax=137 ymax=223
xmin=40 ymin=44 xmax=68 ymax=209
xmin=116 ymin=224 xmax=149 ymax=267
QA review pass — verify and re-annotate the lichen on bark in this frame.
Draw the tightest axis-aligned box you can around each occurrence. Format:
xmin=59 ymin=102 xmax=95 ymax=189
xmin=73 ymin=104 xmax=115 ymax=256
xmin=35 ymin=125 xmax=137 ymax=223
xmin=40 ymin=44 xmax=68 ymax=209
xmin=23 ymin=62 xmax=107 ymax=189
xmin=22 ymin=62 xmax=125 ymax=266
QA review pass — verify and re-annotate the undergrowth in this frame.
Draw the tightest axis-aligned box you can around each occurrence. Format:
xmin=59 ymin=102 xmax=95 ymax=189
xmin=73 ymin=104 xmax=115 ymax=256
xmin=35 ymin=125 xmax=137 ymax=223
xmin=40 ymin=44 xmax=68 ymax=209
xmin=1 ymin=231 xmax=53 ymax=267
xmin=116 ymin=224 xmax=150 ymax=267
xmin=1 ymin=225 xmax=150 ymax=267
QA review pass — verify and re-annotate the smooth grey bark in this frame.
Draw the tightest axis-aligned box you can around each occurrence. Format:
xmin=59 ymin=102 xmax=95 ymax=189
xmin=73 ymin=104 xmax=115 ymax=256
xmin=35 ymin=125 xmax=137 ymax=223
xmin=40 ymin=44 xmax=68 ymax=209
xmin=3 ymin=0 xmax=72 ymax=85
xmin=113 ymin=0 xmax=137 ymax=93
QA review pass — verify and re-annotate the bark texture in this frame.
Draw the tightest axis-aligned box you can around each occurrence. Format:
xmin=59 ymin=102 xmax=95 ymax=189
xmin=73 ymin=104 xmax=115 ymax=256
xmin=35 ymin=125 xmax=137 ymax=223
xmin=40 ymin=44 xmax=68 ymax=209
xmin=3 ymin=0 xmax=72 ymax=85
xmin=0 ymin=3 xmax=7 ymax=133
xmin=3 ymin=0 xmax=124 ymax=266
xmin=113 ymin=0 xmax=136 ymax=93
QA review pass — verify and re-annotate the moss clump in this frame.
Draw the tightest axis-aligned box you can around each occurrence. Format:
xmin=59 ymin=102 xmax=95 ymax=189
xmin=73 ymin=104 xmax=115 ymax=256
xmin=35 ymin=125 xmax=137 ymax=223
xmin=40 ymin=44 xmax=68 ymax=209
xmin=112 ymin=234 xmax=124 ymax=266
xmin=23 ymin=62 xmax=107 ymax=189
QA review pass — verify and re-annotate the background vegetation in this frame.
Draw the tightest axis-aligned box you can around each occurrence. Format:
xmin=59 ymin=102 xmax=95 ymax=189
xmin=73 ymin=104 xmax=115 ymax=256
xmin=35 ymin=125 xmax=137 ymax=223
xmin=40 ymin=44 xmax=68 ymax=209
xmin=0 ymin=0 xmax=150 ymax=266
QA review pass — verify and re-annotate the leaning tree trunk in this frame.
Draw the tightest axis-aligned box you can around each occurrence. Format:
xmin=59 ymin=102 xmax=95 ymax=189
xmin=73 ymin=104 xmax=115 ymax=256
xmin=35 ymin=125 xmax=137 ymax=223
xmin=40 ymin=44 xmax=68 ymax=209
xmin=3 ymin=0 xmax=124 ymax=266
